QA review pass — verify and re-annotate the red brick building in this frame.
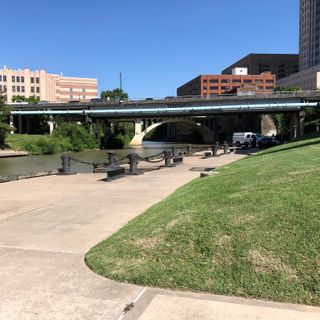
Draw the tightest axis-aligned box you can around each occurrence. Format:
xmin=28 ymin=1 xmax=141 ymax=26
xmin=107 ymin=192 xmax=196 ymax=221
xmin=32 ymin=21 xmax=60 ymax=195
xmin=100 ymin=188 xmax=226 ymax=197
xmin=177 ymin=71 xmax=276 ymax=97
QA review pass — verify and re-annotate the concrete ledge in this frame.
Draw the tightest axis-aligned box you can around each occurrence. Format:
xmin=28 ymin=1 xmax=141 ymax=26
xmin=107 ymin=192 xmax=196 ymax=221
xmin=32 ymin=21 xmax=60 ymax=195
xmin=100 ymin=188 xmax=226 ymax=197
xmin=0 ymin=171 xmax=58 ymax=183
xmin=0 ymin=150 xmax=29 ymax=158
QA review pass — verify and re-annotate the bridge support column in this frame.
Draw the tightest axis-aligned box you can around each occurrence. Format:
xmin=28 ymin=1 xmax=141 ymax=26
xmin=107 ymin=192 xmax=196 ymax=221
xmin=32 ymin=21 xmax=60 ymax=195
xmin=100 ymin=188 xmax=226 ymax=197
xmin=290 ymin=113 xmax=299 ymax=140
xmin=299 ymin=111 xmax=305 ymax=136
xmin=9 ymin=116 xmax=14 ymax=134
xmin=134 ymin=119 xmax=142 ymax=135
xmin=18 ymin=114 xmax=22 ymax=134
xmin=96 ymin=120 xmax=102 ymax=146
xmin=48 ymin=116 xmax=54 ymax=135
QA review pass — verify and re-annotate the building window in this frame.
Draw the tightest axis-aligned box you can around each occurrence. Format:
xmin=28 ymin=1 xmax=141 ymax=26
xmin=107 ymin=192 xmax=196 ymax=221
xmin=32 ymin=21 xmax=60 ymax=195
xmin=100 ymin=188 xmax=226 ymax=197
xmin=70 ymin=88 xmax=73 ymax=92
xmin=31 ymin=77 xmax=34 ymax=83
xmin=21 ymin=86 xmax=25 ymax=93
xmin=232 ymin=79 xmax=241 ymax=83
xmin=12 ymin=76 xmax=15 ymax=82
xmin=221 ymin=86 xmax=230 ymax=91
xmin=16 ymin=76 xmax=20 ymax=82
xmin=203 ymin=79 xmax=208 ymax=83
xmin=70 ymin=95 xmax=73 ymax=99
xmin=36 ymin=77 xmax=40 ymax=84
xmin=82 ymin=88 xmax=86 ymax=92
xmin=12 ymin=86 xmax=16 ymax=92
xmin=255 ymin=80 xmax=263 ymax=84
xmin=31 ymin=87 xmax=34 ymax=93
xmin=0 ymin=75 xmax=2 ymax=81
xmin=203 ymin=86 xmax=207 ymax=90
xmin=17 ymin=86 xmax=20 ymax=93
xmin=82 ymin=96 xmax=85 ymax=99
xmin=221 ymin=79 xmax=230 ymax=83
xmin=36 ymin=87 xmax=40 ymax=93
xmin=266 ymin=79 xmax=274 ymax=83
xmin=257 ymin=86 xmax=264 ymax=90
xmin=3 ymin=75 xmax=6 ymax=82
xmin=244 ymin=79 xmax=252 ymax=83
xmin=21 ymin=76 xmax=24 ymax=83
xmin=209 ymin=86 xmax=218 ymax=90
xmin=266 ymin=86 xmax=274 ymax=90
xmin=209 ymin=79 xmax=218 ymax=83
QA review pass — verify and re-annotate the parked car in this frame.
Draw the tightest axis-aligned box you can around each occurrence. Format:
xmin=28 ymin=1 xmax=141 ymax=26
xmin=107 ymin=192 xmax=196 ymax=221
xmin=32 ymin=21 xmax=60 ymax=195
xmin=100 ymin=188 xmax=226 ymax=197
xmin=90 ymin=98 xmax=103 ymax=103
xmin=68 ymin=100 xmax=80 ymax=103
xmin=258 ymin=137 xmax=279 ymax=149
xmin=145 ymin=98 xmax=154 ymax=101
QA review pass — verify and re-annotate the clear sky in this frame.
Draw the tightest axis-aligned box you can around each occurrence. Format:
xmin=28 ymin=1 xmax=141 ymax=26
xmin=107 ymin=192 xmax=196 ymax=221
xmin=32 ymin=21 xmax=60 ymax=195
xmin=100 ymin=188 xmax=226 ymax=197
xmin=1 ymin=0 xmax=299 ymax=98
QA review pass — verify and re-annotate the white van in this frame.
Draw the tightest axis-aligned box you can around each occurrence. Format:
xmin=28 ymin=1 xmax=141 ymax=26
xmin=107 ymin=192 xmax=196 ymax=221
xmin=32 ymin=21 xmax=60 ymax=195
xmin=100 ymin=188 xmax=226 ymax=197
xmin=232 ymin=132 xmax=263 ymax=147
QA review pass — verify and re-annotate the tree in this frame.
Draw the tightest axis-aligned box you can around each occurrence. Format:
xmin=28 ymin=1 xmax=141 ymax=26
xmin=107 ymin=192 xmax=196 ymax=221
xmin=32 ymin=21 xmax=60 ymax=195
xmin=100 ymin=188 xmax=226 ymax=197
xmin=11 ymin=95 xmax=40 ymax=104
xmin=100 ymin=88 xmax=128 ymax=101
xmin=0 ymin=95 xmax=12 ymax=147
xmin=274 ymin=85 xmax=301 ymax=92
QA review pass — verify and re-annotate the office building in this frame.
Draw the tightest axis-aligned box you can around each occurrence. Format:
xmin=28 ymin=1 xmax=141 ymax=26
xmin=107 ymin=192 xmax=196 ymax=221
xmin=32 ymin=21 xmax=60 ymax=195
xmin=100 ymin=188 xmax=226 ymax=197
xmin=222 ymin=54 xmax=299 ymax=80
xmin=0 ymin=66 xmax=98 ymax=103
xmin=177 ymin=69 xmax=276 ymax=97
xmin=278 ymin=0 xmax=320 ymax=89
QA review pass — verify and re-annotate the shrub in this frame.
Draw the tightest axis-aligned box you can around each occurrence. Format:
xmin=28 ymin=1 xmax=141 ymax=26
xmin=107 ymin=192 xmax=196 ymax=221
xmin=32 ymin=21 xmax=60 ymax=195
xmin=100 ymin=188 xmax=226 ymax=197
xmin=23 ymin=136 xmax=60 ymax=154
xmin=53 ymin=123 xmax=98 ymax=151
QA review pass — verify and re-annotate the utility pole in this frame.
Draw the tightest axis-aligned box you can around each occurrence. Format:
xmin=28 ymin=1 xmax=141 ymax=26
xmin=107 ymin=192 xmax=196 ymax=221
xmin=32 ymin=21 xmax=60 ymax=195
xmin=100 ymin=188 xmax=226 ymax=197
xmin=120 ymin=72 xmax=123 ymax=91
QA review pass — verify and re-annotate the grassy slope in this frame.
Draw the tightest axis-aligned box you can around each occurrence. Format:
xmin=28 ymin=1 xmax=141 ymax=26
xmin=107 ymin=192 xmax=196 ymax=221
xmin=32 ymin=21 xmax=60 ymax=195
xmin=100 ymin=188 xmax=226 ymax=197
xmin=86 ymin=134 xmax=320 ymax=305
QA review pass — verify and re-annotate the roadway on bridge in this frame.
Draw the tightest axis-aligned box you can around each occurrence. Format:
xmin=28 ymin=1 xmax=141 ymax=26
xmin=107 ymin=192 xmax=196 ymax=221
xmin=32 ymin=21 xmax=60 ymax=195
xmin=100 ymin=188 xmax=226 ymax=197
xmin=0 ymin=152 xmax=319 ymax=320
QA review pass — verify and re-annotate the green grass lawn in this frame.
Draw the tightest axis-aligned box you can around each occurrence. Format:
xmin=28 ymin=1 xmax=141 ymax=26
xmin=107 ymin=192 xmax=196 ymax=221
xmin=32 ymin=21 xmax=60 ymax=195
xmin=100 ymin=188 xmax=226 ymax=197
xmin=85 ymin=133 xmax=320 ymax=306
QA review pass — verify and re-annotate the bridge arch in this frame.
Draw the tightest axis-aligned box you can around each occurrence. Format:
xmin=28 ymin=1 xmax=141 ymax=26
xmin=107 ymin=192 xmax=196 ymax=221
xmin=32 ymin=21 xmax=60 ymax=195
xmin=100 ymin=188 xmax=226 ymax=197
xmin=130 ymin=118 xmax=214 ymax=146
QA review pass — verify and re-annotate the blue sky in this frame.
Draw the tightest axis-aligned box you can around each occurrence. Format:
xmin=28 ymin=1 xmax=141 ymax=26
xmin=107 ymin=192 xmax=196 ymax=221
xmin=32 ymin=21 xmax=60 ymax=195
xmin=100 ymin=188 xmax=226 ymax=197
xmin=1 ymin=0 xmax=299 ymax=98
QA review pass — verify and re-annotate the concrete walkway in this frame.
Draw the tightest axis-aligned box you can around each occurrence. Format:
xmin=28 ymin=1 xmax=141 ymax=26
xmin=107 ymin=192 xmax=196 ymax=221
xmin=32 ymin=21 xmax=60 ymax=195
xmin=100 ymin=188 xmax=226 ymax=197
xmin=0 ymin=152 xmax=319 ymax=320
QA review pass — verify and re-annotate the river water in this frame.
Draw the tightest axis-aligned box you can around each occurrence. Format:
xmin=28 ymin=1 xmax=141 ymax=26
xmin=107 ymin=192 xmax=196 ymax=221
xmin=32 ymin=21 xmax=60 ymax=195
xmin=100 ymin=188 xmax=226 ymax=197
xmin=0 ymin=142 xmax=208 ymax=176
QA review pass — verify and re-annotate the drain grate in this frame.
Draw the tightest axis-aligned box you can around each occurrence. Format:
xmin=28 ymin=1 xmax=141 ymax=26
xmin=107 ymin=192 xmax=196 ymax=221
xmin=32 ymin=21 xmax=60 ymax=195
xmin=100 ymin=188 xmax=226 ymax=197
xmin=190 ymin=167 xmax=215 ymax=172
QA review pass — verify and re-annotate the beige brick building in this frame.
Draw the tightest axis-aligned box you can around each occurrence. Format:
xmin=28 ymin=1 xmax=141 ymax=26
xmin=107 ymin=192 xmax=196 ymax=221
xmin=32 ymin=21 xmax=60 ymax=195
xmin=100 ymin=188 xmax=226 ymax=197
xmin=0 ymin=66 xmax=98 ymax=103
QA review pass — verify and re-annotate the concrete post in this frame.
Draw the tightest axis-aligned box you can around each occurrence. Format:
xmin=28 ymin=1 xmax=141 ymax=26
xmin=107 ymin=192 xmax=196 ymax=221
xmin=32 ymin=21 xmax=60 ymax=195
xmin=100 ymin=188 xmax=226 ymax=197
xmin=61 ymin=155 xmax=71 ymax=173
xmin=171 ymin=146 xmax=176 ymax=157
xmin=48 ymin=116 xmax=54 ymax=135
xmin=316 ymin=123 xmax=320 ymax=132
xmin=9 ymin=116 xmax=14 ymax=134
xmin=299 ymin=111 xmax=305 ymax=136
xmin=186 ymin=144 xmax=192 ymax=155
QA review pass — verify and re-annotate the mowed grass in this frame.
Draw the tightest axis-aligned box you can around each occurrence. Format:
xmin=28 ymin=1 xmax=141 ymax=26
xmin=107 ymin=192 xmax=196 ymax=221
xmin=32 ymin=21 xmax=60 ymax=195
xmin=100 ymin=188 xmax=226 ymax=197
xmin=85 ymin=134 xmax=320 ymax=305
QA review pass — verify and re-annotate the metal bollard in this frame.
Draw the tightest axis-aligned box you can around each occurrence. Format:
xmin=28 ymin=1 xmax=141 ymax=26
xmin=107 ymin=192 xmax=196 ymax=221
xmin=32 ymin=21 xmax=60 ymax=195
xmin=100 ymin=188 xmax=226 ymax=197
xmin=223 ymin=141 xmax=229 ymax=154
xmin=108 ymin=151 xmax=115 ymax=165
xmin=164 ymin=151 xmax=174 ymax=167
xmin=61 ymin=155 xmax=71 ymax=173
xmin=59 ymin=155 xmax=76 ymax=175
xmin=127 ymin=153 xmax=139 ymax=174
xmin=212 ymin=142 xmax=219 ymax=157
xmin=171 ymin=146 xmax=176 ymax=157
xmin=186 ymin=144 xmax=192 ymax=155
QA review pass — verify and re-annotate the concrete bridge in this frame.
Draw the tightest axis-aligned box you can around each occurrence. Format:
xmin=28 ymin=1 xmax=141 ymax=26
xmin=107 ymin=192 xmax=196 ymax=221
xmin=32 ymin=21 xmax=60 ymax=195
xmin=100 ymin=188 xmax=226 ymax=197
xmin=7 ymin=91 xmax=320 ymax=145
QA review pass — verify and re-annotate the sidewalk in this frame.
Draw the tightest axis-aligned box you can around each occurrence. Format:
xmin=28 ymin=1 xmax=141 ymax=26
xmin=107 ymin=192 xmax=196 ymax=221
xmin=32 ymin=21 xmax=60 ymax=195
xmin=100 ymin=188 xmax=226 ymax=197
xmin=0 ymin=152 xmax=319 ymax=320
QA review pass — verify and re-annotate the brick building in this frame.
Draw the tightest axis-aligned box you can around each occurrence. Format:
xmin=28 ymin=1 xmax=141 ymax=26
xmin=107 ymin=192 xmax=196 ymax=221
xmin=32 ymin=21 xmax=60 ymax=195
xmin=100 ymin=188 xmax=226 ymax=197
xmin=177 ymin=69 xmax=276 ymax=97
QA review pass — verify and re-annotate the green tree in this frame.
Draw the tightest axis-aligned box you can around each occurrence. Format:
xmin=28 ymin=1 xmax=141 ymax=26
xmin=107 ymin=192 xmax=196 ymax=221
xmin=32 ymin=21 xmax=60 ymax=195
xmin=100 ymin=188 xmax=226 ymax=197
xmin=100 ymin=88 xmax=128 ymax=101
xmin=0 ymin=95 xmax=12 ymax=147
xmin=274 ymin=85 xmax=301 ymax=92
xmin=11 ymin=95 xmax=40 ymax=103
